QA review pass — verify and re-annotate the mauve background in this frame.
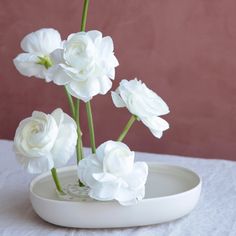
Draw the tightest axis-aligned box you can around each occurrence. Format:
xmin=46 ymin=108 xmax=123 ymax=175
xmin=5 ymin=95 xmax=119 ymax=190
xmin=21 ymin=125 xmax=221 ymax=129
xmin=0 ymin=0 xmax=236 ymax=160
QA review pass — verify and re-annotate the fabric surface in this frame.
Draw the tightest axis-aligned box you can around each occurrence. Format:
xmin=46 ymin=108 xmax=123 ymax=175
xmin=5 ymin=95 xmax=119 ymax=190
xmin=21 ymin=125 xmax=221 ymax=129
xmin=0 ymin=139 xmax=236 ymax=236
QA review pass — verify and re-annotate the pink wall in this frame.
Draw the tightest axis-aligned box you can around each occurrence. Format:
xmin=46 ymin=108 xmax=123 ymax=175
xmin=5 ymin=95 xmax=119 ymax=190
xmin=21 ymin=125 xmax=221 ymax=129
xmin=1 ymin=0 xmax=236 ymax=160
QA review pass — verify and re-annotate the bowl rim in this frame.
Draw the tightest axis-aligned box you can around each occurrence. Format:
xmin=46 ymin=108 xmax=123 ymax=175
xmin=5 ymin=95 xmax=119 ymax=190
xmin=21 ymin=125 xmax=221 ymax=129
xmin=30 ymin=162 xmax=202 ymax=205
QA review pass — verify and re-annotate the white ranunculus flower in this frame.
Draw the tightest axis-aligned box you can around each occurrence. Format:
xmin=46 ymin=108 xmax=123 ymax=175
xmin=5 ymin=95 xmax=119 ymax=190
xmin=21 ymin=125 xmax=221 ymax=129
xmin=46 ymin=30 xmax=119 ymax=102
xmin=13 ymin=108 xmax=77 ymax=174
xmin=111 ymin=78 xmax=170 ymax=138
xmin=13 ymin=28 xmax=62 ymax=79
xmin=78 ymin=140 xmax=148 ymax=206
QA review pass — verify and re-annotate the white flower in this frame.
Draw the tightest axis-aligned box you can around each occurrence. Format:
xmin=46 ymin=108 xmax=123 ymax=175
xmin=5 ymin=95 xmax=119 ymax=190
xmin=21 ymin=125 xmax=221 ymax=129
xmin=13 ymin=28 xmax=62 ymax=79
xmin=46 ymin=30 xmax=119 ymax=102
xmin=111 ymin=79 xmax=170 ymax=138
xmin=78 ymin=140 xmax=148 ymax=206
xmin=13 ymin=108 xmax=77 ymax=174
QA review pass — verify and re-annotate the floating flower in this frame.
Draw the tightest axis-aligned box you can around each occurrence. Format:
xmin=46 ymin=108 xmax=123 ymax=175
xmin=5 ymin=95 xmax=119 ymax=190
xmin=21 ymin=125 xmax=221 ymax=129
xmin=78 ymin=140 xmax=148 ymax=206
xmin=46 ymin=30 xmax=119 ymax=102
xmin=13 ymin=28 xmax=62 ymax=79
xmin=112 ymin=79 xmax=170 ymax=138
xmin=13 ymin=108 xmax=77 ymax=174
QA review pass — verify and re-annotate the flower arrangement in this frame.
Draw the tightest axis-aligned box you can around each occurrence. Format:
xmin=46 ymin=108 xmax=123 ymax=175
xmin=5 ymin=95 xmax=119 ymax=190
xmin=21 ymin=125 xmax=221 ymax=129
xmin=13 ymin=0 xmax=169 ymax=206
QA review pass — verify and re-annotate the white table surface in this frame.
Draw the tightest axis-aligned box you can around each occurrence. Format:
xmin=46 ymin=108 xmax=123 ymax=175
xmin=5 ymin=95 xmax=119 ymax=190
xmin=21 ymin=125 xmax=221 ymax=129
xmin=0 ymin=139 xmax=236 ymax=236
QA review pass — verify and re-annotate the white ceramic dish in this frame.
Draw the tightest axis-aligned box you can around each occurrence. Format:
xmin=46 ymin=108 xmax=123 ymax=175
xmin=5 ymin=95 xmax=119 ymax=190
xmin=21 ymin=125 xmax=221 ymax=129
xmin=30 ymin=162 xmax=202 ymax=228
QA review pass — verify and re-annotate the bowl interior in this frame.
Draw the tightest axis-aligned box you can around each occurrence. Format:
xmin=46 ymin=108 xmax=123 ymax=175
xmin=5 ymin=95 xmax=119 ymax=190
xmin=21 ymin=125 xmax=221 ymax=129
xmin=31 ymin=163 xmax=201 ymax=201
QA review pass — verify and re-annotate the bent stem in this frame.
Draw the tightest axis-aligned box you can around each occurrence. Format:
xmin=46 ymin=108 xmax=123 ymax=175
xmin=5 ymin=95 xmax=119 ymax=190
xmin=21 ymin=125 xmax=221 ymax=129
xmin=64 ymin=87 xmax=84 ymax=164
xmin=86 ymin=102 xmax=96 ymax=153
xmin=75 ymin=100 xmax=84 ymax=163
xmin=64 ymin=87 xmax=75 ymax=118
xmin=51 ymin=167 xmax=63 ymax=193
xmin=117 ymin=115 xmax=137 ymax=142
xmin=44 ymin=66 xmax=83 ymax=165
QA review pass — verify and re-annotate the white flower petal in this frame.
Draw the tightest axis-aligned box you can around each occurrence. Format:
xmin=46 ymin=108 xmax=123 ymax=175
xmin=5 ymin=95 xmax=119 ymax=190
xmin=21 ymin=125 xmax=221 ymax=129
xmin=141 ymin=116 xmax=169 ymax=138
xmin=65 ymin=84 xmax=91 ymax=102
xmin=92 ymin=172 xmax=118 ymax=182
xmin=27 ymin=155 xmax=54 ymax=174
xmin=13 ymin=53 xmax=46 ymax=78
xmin=51 ymin=124 xmax=77 ymax=167
xmin=96 ymin=140 xmax=130 ymax=163
xmin=21 ymin=28 xmax=61 ymax=54
xmin=116 ymin=79 xmax=170 ymax=118
xmin=87 ymin=30 xmax=102 ymax=43
xmin=67 ymin=32 xmax=86 ymax=41
xmin=47 ymin=48 xmax=79 ymax=84
xmin=114 ymin=162 xmax=148 ymax=205
xmin=69 ymin=75 xmax=112 ymax=98
xmin=107 ymin=67 xmax=115 ymax=80
xmin=111 ymin=91 xmax=126 ymax=108
xmin=50 ymin=108 xmax=63 ymax=126
xmin=50 ymin=48 xmax=64 ymax=64
xmin=117 ymin=186 xmax=145 ymax=206
xmin=123 ymin=162 xmax=148 ymax=189
xmin=95 ymin=140 xmax=110 ymax=164
xmin=98 ymin=36 xmax=114 ymax=57
xmin=142 ymin=83 xmax=170 ymax=116
xmin=105 ymin=55 xmax=119 ymax=79
xmin=46 ymin=64 xmax=72 ymax=84
xmin=98 ymin=76 xmax=112 ymax=94
xmin=53 ymin=109 xmax=77 ymax=129
xmin=89 ymin=180 xmax=119 ymax=201
xmin=66 ymin=77 xmax=100 ymax=101
xmin=47 ymin=30 xmax=118 ymax=99
xmin=77 ymin=140 xmax=148 ymax=205
xmin=64 ymin=32 xmax=95 ymax=70
xmin=103 ymin=150 xmax=134 ymax=177
xmin=51 ymin=110 xmax=77 ymax=167
xmin=13 ymin=109 xmax=77 ymax=174
xmin=78 ymin=155 xmax=102 ymax=187
xmin=110 ymin=54 xmax=119 ymax=68
xmin=31 ymin=111 xmax=58 ymax=150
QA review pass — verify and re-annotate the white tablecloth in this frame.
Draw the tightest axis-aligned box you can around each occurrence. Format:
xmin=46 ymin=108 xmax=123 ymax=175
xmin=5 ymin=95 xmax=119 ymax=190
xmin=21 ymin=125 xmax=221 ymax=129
xmin=0 ymin=140 xmax=236 ymax=236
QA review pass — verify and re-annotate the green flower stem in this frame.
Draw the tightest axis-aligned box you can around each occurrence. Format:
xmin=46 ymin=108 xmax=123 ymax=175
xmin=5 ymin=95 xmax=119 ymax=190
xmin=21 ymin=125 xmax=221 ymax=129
xmin=62 ymin=0 xmax=90 ymax=164
xmin=80 ymin=0 xmax=90 ymax=32
xmin=117 ymin=115 xmax=137 ymax=142
xmin=51 ymin=167 xmax=63 ymax=193
xmin=75 ymin=99 xmax=79 ymax=122
xmin=72 ymin=0 xmax=90 ymax=162
xmin=86 ymin=101 xmax=96 ymax=153
xmin=64 ymin=87 xmax=75 ymax=118
xmin=75 ymin=99 xmax=84 ymax=163
xmin=64 ymin=87 xmax=84 ymax=163
xmin=46 ymin=0 xmax=91 ymax=190
xmin=79 ymin=0 xmax=96 ymax=154
xmin=65 ymin=87 xmax=84 ymax=164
